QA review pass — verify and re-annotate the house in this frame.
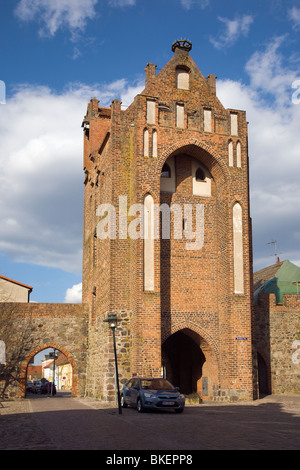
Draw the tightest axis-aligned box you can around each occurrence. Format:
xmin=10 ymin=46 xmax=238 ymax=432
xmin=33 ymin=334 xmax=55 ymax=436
xmin=0 ymin=275 xmax=32 ymax=302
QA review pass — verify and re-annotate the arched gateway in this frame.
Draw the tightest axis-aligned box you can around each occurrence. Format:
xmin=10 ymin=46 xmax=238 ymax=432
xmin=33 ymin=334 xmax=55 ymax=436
xmin=20 ymin=342 xmax=78 ymax=396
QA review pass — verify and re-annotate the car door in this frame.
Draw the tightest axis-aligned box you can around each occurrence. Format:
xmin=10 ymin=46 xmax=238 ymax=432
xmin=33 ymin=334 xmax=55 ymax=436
xmin=130 ymin=378 xmax=140 ymax=406
xmin=123 ymin=379 xmax=133 ymax=405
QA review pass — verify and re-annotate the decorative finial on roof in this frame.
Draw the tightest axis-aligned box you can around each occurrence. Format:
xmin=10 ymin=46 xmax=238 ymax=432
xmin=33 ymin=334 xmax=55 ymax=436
xmin=172 ymin=39 xmax=192 ymax=53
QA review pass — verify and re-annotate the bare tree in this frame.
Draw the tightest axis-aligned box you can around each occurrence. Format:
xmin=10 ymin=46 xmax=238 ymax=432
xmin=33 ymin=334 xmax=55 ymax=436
xmin=0 ymin=307 xmax=34 ymax=398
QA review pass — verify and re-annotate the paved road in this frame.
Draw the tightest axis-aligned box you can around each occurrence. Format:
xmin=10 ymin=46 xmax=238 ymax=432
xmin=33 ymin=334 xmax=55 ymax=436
xmin=24 ymin=393 xmax=300 ymax=451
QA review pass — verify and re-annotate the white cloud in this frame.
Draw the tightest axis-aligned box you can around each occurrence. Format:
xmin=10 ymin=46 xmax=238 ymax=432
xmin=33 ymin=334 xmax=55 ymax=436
xmin=108 ymin=0 xmax=136 ymax=6
xmin=15 ymin=0 xmax=99 ymax=39
xmin=245 ymin=35 xmax=297 ymax=107
xmin=288 ymin=7 xmax=300 ymax=30
xmin=0 ymin=79 xmax=144 ymax=273
xmin=217 ymin=37 xmax=300 ymax=270
xmin=180 ymin=0 xmax=210 ymax=10
xmin=64 ymin=282 xmax=82 ymax=303
xmin=210 ymin=14 xmax=254 ymax=49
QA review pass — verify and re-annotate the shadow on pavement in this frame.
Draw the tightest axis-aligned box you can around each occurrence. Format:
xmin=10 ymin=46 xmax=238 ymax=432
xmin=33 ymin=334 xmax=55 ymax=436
xmin=1 ymin=395 xmax=299 ymax=450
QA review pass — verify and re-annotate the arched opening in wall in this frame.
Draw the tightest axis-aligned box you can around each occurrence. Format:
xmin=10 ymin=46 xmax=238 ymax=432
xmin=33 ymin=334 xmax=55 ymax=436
xmin=25 ymin=346 xmax=74 ymax=398
xmin=257 ymin=352 xmax=270 ymax=398
xmin=162 ymin=328 xmax=220 ymax=398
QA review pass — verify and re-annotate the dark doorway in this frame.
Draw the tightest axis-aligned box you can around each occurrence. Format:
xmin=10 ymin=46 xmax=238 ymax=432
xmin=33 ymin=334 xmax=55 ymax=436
xmin=257 ymin=353 xmax=270 ymax=397
xmin=162 ymin=330 xmax=205 ymax=395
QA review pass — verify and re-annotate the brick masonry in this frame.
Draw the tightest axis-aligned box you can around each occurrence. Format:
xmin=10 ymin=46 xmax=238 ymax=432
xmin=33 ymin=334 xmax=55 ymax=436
xmin=82 ymin=41 xmax=254 ymax=401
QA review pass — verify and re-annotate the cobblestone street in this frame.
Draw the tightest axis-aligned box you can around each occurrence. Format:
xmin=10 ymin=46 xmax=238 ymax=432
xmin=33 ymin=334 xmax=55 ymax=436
xmin=0 ymin=393 xmax=299 ymax=451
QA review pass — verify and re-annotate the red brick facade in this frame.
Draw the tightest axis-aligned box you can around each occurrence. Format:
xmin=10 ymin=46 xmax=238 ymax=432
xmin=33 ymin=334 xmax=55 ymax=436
xmin=82 ymin=41 xmax=254 ymax=401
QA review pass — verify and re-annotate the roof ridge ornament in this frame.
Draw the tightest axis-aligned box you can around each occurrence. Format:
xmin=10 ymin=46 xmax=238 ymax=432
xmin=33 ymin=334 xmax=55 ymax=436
xmin=172 ymin=39 xmax=192 ymax=53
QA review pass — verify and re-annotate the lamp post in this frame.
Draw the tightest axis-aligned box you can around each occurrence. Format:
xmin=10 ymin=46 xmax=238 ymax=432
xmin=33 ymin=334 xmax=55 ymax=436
xmin=104 ymin=314 xmax=122 ymax=415
xmin=49 ymin=348 xmax=57 ymax=396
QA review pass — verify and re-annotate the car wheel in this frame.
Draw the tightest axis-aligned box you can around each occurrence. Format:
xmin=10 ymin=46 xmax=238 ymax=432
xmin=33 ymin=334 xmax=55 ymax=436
xmin=136 ymin=398 xmax=144 ymax=413
xmin=121 ymin=394 xmax=127 ymax=408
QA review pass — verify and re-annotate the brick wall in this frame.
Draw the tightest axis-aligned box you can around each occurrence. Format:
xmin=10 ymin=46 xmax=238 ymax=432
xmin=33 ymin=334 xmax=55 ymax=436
xmin=82 ymin=42 xmax=254 ymax=401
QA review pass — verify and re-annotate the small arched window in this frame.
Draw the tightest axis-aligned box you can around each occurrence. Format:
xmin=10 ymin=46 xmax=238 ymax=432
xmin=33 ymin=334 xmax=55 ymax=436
xmin=152 ymin=129 xmax=157 ymax=158
xmin=228 ymin=140 xmax=233 ymax=167
xmin=195 ymin=167 xmax=206 ymax=182
xmin=192 ymin=161 xmax=211 ymax=196
xmin=161 ymin=163 xmax=171 ymax=178
xmin=143 ymin=128 xmax=149 ymax=157
xmin=236 ymin=141 xmax=241 ymax=168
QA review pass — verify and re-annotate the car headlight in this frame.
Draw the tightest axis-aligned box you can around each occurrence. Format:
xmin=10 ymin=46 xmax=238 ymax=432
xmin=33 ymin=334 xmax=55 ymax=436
xmin=178 ymin=394 xmax=185 ymax=399
xmin=144 ymin=392 xmax=155 ymax=398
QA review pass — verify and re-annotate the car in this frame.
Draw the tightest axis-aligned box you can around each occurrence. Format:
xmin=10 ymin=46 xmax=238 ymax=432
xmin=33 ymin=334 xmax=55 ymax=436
xmin=32 ymin=380 xmax=42 ymax=393
xmin=40 ymin=381 xmax=56 ymax=395
xmin=121 ymin=378 xmax=185 ymax=413
xmin=26 ymin=381 xmax=33 ymax=393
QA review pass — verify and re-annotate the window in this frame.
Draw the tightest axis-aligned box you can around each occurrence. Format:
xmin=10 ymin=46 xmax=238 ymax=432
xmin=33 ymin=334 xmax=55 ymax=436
xmin=176 ymin=103 xmax=184 ymax=128
xmin=176 ymin=67 xmax=190 ymax=90
xmin=143 ymin=128 xmax=149 ymax=156
xmin=147 ymin=100 xmax=156 ymax=124
xmin=160 ymin=157 xmax=176 ymax=193
xmin=192 ymin=161 xmax=211 ymax=196
xmin=236 ymin=141 xmax=241 ymax=168
xmin=203 ymin=109 xmax=212 ymax=132
xmin=228 ymin=140 xmax=233 ymax=167
xmin=152 ymin=129 xmax=157 ymax=158
xmin=144 ymin=194 xmax=154 ymax=291
xmin=233 ymin=203 xmax=244 ymax=294
xmin=230 ymin=113 xmax=238 ymax=135
xmin=161 ymin=163 xmax=171 ymax=178
xmin=196 ymin=168 xmax=206 ymax=182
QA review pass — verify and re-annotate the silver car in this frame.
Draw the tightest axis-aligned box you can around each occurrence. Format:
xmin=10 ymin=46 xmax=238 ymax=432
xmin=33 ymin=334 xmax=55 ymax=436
xmin=121 ymin=378 xmax=185 ymax=413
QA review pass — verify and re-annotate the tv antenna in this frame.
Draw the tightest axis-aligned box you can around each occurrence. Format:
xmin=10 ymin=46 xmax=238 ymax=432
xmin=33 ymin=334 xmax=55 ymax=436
xmin=267 ymin=240 xmax=280 ymax=264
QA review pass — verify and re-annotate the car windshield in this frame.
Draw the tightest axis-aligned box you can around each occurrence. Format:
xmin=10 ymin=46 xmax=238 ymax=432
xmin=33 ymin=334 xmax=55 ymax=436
xmin=140 ymin=379 xmax=175 ymax=390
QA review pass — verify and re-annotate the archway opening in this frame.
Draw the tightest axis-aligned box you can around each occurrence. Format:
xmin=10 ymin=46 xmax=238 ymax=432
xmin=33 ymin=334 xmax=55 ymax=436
xmin=162 ymin=330 xmax=205 ymax=395
xmin=25 ymin=346 xmax=73 ymax=397
xmin=257 ymin=352 xmax=270 ymax=398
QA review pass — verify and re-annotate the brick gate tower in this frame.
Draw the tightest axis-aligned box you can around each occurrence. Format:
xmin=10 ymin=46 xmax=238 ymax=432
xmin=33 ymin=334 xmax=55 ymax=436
xmin=82 ymin=40 xmax=254 ymax=401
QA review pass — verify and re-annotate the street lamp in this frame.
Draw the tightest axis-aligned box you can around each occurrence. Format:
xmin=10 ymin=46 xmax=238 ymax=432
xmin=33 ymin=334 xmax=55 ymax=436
xmin=49 ymin=348 xmax=57 ymax=396
xmin=104 ymin=314 xmax=122 ymax=415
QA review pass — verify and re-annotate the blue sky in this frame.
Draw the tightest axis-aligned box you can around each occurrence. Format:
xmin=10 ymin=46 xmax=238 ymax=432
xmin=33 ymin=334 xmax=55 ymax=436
xmin=0 ymin=0 xmax=300 ymax=303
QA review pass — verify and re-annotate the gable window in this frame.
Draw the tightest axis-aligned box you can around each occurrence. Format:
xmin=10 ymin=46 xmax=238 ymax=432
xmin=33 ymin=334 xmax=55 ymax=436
xmin=176 ymin=67 xmax=190 ymax=90
xmin=230 ymin=113 xmax=238 ymax=135
xmin=176 ymin=103 xmax=185 ymax=128
xmin=203 ymin=109 xmax=212 ymax=132
xmin=147 ymin=100 xmax=156 ymax=124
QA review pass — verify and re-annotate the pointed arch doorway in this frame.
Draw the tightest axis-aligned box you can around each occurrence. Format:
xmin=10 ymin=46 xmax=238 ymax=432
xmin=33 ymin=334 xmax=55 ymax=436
xmin=162 ymin=328 xmax=219 ymax=398
xmin=162 ymin=329 xmax=205 ymax=395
